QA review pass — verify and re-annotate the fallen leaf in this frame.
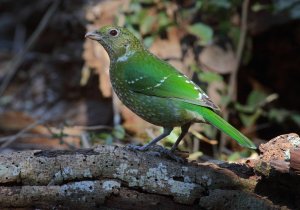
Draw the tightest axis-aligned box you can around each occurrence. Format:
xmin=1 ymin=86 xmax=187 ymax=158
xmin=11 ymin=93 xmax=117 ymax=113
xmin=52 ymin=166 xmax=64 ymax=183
xmin=199 ymin=44 xmax=237 ymax=74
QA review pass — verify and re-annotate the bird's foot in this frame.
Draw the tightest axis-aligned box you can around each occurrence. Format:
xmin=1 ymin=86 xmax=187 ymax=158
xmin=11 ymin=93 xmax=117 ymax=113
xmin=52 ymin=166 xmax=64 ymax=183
xmin=126 ymin=144 xmax=186 ymax=163
xmin=126 ymin=144 xmax=149 ymax=151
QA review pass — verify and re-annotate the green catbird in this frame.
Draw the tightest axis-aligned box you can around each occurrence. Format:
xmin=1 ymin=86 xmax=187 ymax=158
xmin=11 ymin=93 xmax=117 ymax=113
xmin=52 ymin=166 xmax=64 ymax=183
xmin=85 ymin=25 xmax=256 ymax=153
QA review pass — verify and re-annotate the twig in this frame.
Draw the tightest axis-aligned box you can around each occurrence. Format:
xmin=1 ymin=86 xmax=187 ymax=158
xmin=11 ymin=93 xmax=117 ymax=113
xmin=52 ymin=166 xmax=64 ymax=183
xmin=220 ymin=0 xmax=250 ymax=152
xmin=45 ymin=125 xmax=78 ymax=150
xmin=228 ymin=0 xmax=249 ymax=101
xmin=72 ymin=125 xmax=114 ymax=130
xmin=0 ymin=0 xmax=60 ymax=96
xmin=80 ymin=132 xmax=91 ymax=148
xmin=0 ymin=119 xmax=45 ymax=148
xmin=190 ymin=129 xmax=218 ymax=145
xmin=0 ymin=133 xmax=80 ymax=143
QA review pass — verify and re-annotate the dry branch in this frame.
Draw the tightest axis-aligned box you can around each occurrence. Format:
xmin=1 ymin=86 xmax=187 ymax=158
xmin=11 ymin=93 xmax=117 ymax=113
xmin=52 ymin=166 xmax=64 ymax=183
xmin=0 ymin=134 xmax=299 ymax=209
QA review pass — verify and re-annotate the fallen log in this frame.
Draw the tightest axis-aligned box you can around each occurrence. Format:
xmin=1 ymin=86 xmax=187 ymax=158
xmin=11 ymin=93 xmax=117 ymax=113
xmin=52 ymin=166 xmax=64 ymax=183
xmin=0 ymin=133 xmax=299 ymax=209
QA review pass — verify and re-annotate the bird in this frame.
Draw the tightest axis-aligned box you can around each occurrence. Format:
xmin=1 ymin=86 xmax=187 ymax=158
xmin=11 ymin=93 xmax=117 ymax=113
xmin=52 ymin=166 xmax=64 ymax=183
xmin=85 ymin=25 xmax=256 ymax=154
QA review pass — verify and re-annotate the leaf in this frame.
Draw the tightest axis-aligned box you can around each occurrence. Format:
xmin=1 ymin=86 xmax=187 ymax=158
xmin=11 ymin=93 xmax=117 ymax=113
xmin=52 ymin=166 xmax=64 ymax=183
xmin=235 ymin=103 xmax=255 ymax=113
xmin=143 ymin=36 xmax=155 ymax=48
xmin=251 ymin=3 xmax=270 ymax=12
xmin=187 ymin=23 xmax=213 ymax=45
xmin=158 ymin=12 xmax=171 ymax=29
xmin=126 ymin=25 xmax=142 ymax=40
xmin=227 ymin=150 xmax=251 ymax=161
xmin=220 ymin=95 xmax=231 ymax=107
xmin=96 ymin=133 xmax=111 ymax=140
xmin=239 ymin=110 xmax=262 ymax=127
xmin=227 ymin=152 xmax=242 ymax=162
xmin=140 ymin=14 xmax=156 ymax=35
xmin=291 ymin=114 xmax=300 ymax=126
xmin=268 ymin=108 xmax=290 ymax=123
xmin=199 ymin=44 xmax=236 ymax=74
xmin=161 ymin=127 xmax=180 ymax=145
xmin=247 ymin=90 xmax=268 ymax=107
xmin=188 ymin=151 xmax=203 ymax=161
xmin=112 ymin=125 xmax=125 ymax=139
xmin=198 ymin=71 xmax=223 ymax=83
xmin=128 ymin=1 xmax=142 ymax=13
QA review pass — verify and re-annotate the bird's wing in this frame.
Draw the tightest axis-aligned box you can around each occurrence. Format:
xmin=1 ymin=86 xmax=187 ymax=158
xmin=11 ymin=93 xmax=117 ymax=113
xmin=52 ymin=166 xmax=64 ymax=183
xmin=122 ymin=52 xmax=220 ymax=111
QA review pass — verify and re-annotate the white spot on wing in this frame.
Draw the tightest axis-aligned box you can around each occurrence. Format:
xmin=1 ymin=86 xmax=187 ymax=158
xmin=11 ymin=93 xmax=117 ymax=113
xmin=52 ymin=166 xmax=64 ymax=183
xmin=198 ymin=93 xmax=203 ymax=100
xmin=143 ymin=75 xmax=171 ymax=90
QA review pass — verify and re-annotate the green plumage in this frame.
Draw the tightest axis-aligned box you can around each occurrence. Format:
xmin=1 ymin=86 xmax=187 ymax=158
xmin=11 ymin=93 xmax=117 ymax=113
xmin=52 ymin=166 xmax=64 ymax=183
xmin=85 ymin=25 xmax=257 ymax=151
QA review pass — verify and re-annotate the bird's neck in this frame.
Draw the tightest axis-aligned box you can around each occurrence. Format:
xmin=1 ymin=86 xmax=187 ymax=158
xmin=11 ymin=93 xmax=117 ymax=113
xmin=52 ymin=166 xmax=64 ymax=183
xmin=113 ymin=49 xmax=136 ymax=63
xmin=110 ymin=42 xmax=144 ymax=63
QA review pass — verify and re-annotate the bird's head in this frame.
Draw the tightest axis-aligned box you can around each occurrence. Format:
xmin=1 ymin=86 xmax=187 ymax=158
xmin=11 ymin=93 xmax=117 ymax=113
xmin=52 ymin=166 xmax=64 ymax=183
xmin=85 ymin=25 xmax=143 ymax=61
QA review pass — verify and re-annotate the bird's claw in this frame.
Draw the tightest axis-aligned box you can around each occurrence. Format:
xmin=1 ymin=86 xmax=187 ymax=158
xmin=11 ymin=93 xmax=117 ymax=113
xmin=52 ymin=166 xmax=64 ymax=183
xmin=126 ymin=144 xmax=148 ymax=151
xmin=126 ymin=144 xmax=186 ymax=163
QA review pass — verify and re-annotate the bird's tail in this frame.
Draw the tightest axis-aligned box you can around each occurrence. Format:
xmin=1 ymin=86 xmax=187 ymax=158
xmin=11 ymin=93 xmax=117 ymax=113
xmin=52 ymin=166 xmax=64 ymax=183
xmin=195 ymin=106 xmax=257 ymax=149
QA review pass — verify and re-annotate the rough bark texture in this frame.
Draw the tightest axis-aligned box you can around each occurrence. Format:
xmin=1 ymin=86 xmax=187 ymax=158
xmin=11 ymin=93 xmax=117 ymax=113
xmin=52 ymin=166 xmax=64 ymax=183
xmin=0 ymin=133 xmax=299 ymax=209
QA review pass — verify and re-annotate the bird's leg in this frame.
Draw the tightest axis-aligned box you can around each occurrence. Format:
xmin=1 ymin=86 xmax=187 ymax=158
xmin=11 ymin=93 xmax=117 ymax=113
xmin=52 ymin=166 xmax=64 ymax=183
xmin=170 ymin=122 xmax=191 ymax=152
xmin=143 ymin=123 xmax=191 ymax=163
xmin=128 ymin=127 xmax=173 ymax=151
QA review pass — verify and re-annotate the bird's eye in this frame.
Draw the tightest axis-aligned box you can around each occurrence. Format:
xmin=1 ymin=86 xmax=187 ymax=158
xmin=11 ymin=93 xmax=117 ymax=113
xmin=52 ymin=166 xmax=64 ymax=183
xmin=109 ymin=29 xmax=118 ymax=37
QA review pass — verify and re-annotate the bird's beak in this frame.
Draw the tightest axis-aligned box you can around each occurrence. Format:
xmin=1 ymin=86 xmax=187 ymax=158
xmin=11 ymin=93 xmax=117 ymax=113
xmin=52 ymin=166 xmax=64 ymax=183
xmin=85 ymin=31 xmax=102 ymax=41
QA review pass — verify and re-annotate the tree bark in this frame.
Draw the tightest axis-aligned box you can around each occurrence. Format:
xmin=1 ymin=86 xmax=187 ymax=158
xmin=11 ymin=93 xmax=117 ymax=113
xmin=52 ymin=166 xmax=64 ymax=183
xmin=0 ymin=133 xmax=299 ymax=209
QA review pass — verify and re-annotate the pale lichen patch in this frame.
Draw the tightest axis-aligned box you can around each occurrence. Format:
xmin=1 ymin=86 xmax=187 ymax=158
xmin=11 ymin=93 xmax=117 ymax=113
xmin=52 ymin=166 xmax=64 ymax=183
xmin=61 ymin=167 xmax=74 ymax=179
xmin=144 ymin=163 xmax=168 ymax=188
xmin=168 ymin=179 xmax=196 ymax=197
xmin=113 ymin=162 xmax=202 ymax=204
xmin=60 ymin=181 xmax=95 ymax=196
xmin=0 ymin=165 xmax=9 ymax=178
xmin=284 ymin=134 xmax=300 ymax=160
xmin=284 ymin=150 xmax=291 ymax=160
xmin=83 ymin=169 xmax=92 ymax=178
xmin=288 ymin=134 xmax=300 ymax=147
xmin=113 ymin=163 xmax=128 ymax=180
xmin=102 ymin=180 xmax=121 ymax=191
xmin=12 ymin=165 xmax=20 ymax=176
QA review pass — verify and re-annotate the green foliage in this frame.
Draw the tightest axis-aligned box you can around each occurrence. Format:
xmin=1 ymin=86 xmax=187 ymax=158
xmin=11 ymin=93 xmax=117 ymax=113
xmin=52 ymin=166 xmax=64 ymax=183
xmin=187 ymin=23 xmax=213 ymax=45
xmin=90 ymin=125 xmax=126 ymax=145
xmin=160 ymin=127 xmax=180 ymax=146
xmin=235 ymin=90 xmax=268 ymax=127
xmin=226 ymin=149 xmax=252 ymax=162
xmin=118 ymin=0 xmax=175 ymax=47
xmin=268 ymin=109 xmax=300 ymax=127
xmin=198 ymin=71 xmax=223 ymax=83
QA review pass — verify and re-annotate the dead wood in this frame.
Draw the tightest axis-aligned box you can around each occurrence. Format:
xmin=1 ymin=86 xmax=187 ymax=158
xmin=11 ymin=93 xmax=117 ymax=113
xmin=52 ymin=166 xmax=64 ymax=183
xmin=0 ymin=133 xmax=299 ymax=209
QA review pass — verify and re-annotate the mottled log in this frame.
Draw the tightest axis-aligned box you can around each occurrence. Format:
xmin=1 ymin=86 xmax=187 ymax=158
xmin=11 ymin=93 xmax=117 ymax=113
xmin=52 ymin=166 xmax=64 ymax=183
xmin=0 ymin=133 xmax=299 ymax=209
